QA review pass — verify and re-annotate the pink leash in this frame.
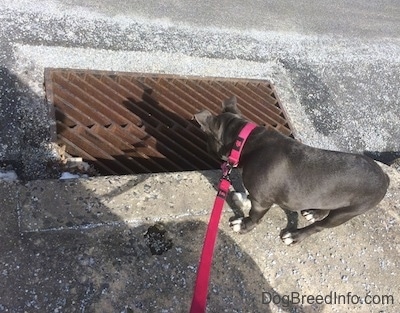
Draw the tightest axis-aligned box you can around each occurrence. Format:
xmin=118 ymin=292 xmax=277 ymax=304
xmin=189 ymin=122 xmax=257 ymax=313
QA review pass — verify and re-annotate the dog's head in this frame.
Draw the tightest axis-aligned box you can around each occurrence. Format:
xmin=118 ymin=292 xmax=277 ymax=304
xmin=194 ymin=96 xmax=246 ymax=161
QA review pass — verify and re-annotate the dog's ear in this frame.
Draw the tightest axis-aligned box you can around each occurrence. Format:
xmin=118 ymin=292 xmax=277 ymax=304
xmin=222 ymin=96 xmax=240 ymax=114
xmin=194 ymin=110 xmax=214 ymax=133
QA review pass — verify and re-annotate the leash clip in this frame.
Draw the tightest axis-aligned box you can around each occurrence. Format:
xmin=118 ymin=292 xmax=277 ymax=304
xmin=221 ymin=161 xmax=234 ymax=180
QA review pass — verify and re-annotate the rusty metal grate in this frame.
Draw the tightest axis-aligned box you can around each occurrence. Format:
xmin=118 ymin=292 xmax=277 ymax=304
xmin=44 ymin=69 xmax=294 ymax=175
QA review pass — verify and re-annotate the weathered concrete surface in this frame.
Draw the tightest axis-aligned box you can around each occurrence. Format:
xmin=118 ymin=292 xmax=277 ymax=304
xmin=0 ymin=182 xmax=20 ymax=252
xmin=0 ymin=165 xmax=399 ymax=312
xmin=18 ymin=171 xmax=219 ymax=232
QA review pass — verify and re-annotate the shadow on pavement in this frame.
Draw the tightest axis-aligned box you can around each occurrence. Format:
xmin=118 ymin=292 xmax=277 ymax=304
xmin=0 ymin=67 xmax=57 ymax=180
xmin=0 ymin=177 xmax=318 ymax=313
xmin=364 ymin=150 xmax=400 ymax=166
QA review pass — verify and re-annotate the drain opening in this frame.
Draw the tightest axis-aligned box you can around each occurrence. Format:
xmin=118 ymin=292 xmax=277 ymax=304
xmin=45 ymin=69 xmax=294 ymax=176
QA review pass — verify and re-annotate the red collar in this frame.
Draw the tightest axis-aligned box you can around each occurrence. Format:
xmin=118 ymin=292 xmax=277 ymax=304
xmin=222 ymin=122 xmax=258 ymax=177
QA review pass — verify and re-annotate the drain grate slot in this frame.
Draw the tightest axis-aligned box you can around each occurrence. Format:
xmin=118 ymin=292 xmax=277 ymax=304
xmin=45 ymin=69 xmax=294 ymax=175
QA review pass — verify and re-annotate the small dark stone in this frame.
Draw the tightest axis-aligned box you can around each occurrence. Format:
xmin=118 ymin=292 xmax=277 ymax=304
xmin=143 ymin=223 xmax=173 ymax=255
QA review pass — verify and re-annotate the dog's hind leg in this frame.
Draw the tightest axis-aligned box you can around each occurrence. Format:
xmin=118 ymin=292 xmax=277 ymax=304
xmin=230 ymin=198 xmax=273 ymax=234
xmin=281 ymin=204 xmax=373 ymax=245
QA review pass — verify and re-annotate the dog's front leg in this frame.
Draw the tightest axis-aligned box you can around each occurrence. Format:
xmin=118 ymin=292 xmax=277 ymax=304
xmin=231 ymin=190 xmax=251 ymax=212
xmin=230 ymin=198 xmax=272 ymax=234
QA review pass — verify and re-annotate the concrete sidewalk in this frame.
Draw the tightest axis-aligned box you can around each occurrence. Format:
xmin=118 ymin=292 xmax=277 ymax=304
xmin=1 ymin=164 xmax=399 ymax=312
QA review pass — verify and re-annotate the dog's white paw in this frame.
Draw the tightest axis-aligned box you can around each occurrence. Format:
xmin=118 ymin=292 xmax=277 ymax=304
xmin=232 ymin=192 xmax=251 ymax=211
xmin=302 ymin=210 xmax=316 ymax=223
xmin=281 ymin=232 xmax=294 ymax=245
xmin=230 ymin=218 xmax=243 ymax=232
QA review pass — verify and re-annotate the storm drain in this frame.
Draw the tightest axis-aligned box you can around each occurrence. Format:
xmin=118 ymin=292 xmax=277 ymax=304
xmin=44 ymin=69 xmax=294 ymax=175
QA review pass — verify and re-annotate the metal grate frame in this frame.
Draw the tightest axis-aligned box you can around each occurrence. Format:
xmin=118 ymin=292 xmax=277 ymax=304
xmin=45 ymin=69 xmax=294 ymax=175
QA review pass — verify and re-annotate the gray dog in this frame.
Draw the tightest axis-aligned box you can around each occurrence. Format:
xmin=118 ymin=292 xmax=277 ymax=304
xmin=194 ymin=96 xmax=389 ymax=245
